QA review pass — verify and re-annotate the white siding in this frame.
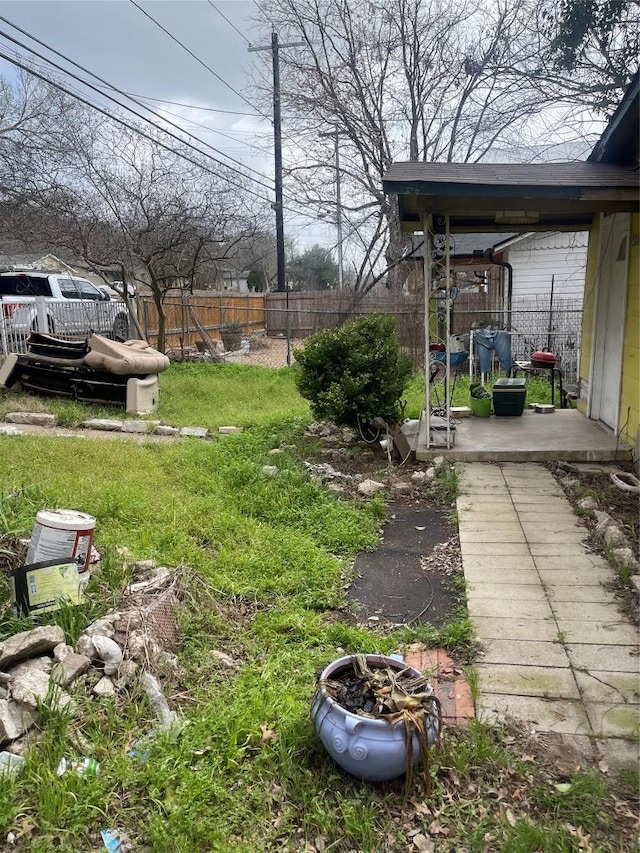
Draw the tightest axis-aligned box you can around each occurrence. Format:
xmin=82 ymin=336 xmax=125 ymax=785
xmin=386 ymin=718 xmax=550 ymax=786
xmin=506 ymin=232 xmax=588 ymax=302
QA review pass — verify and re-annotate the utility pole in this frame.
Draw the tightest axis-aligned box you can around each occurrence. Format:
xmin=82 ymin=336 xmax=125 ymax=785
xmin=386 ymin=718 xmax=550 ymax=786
xmin=249 ymin=31 xmax=303 ymax=364
xmin=320 ymin=129 xmax=344 ymax=290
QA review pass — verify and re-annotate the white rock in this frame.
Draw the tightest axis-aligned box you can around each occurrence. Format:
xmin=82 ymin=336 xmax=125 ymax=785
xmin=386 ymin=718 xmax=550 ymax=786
xmin=122 ymin=420 xmax=151 ymax=434
xmin=53 ymin=644 xmax=74 ymax=663
xmin=578 ymin=496 xmax=598 ymax=511
xmin=262 ymin=465 xmax=279 ymax=477
xmin=50 ymin=653 xmax=91 ymax=687
xmin=91 ymin=636 xmax=123 ymax=675
xmin=411 ymin=471 xmax=427 ymax=485
xmin=603 ymin=525 xmax=628 ymax=548
xmin=114 ymin=660 xmax=139 ymax=690
xmin=83 ymin=618 xmax=116 ymax=639
xmin=0 ymin=425 xmax=23 ymax=436
xmin=10 ymin=670 xmax=51 ymax=708
xmin=0 ymin=626 xmax=65 ymax=670
xmin=154 ymin=425 xmax=179 ymax=436
xmin=179 ymin=426 xmax=209 ymax=438
xmin=5 ymin=412 xmax=56 ymax=427
xmin=612 ymin=548 xmax=640 ymax=572
xmin=92 ymin=677 xmax=116 ymax=698
xmin=76 ymin=635 xmax=96 ymax=659
xmin=219 ymin=426 xmax=242 ymax=434
xmin=268 ymin=448 xmax=284 ymax=455
xmin=0 ymin=699 xmax=38 ymax=743
xmin=82 ymin=418 xmax=124 ymax=431
xmin=209 ymin=650 xmax=240 ymax=668
xmin=8 ymin=657 xmax=52 ymax=678
xmin=425 ymin=467 xmax=437 ymax=480
xmin=432 ymin=456 xmax=445 ymax=468
xmin=357 ymin=479 xmax=385 ymax=497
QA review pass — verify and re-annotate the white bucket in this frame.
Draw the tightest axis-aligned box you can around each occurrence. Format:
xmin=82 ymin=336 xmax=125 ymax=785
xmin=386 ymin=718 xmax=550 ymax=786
xmin=26 ymin=509 xmax=96 ymax=574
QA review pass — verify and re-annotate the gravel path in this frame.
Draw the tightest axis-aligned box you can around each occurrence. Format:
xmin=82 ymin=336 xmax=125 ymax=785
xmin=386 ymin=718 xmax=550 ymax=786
xmin=225 ymin=336 xmax=305 ymax=368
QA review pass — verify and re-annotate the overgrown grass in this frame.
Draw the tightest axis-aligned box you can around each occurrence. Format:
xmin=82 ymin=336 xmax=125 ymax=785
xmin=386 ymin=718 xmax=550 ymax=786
xmin=0 ymin=364 xmax=634 ymax=852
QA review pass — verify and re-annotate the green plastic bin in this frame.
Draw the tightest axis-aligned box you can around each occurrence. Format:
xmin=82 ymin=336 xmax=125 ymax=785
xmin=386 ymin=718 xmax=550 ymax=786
xmin=470 ymin=397 xmax=491 ymax=417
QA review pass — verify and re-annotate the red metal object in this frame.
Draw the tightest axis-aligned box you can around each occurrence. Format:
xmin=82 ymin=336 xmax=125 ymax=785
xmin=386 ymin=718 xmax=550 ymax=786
xmin=531 ymin=350 xmax=557 ymax=368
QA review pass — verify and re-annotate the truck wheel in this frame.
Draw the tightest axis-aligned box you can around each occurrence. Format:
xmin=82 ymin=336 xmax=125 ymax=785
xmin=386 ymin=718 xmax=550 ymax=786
xmin=112 ymin=313 xmax=129 ymax=340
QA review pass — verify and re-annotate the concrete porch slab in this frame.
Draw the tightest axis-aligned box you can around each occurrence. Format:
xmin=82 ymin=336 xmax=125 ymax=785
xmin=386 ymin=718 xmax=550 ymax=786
xmin=585 ymin=702 xmax=640 ymax=739
xmin=416 ymin=409 xmax=632 ymax=462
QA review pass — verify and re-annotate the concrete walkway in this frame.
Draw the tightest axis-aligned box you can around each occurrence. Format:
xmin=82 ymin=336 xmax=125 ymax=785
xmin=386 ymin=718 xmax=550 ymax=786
xmin=458 ymin=462 xmax=639 ymax=771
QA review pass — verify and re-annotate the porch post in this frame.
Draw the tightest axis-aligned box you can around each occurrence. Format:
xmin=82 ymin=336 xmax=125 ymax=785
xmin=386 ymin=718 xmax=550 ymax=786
xmin=422 ymin=213 xmax=432 ymax=447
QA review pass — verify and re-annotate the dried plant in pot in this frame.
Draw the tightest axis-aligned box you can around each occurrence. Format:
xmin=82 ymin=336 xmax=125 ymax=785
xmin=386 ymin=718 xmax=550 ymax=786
xmin=220 ymin=322 xmax=244 ymax=352
xmin=311 ymin=653 xmax=441 ymax=787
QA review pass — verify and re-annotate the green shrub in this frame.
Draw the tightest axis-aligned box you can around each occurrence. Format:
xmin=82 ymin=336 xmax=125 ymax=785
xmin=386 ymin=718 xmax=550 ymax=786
xmin=294 ymin=314 xmax=413 ymax=428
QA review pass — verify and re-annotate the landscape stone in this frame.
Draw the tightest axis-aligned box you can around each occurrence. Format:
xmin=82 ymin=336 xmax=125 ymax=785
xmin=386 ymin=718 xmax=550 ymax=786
xmin=357 ymin=479 xmax=385 ymax=497
xmin=425 ymin=466 xmax=437 ymax=480
xmin=51 ymin=653 xmax=91 ymax=687
xmin=0 ymin=699 xmax=38 ymax=743
xmin=122 ymin=420 xmax=151 ymax=434
xmin=154 ymin=425 xmax=179 ymax=436
xmin=432 ymin=456 xmax=445 ymax=468
xmin=5 ymin=412 xmax=56 ymax=427
xmin=210 ymin=650 xmax=240 ymax=668
xmin=612 ymin=547 xmax=639 ymax=572
xmin=262 ymin=465 xmax=279 ymax=477
xmin=76 ymin=635 xmax=96 ymax=658
xmin=268 ymin=448 xmax=284 ymax=455
xmin=603 ymin=525 xmax=628 ymax=548
xmin=219 ymin=426 xmax=243 ymax=434
xmin=577 ymin=496 xmax=598 ymax=511
xmin=114 ymin=660 xmax=139 ymax=690
xmin=180 ymin=426 xmax=209 ymax=438
xmin=411 ymin=471 xmax=427 ymax=485
xmin=0 ymin=751 xmax=26 ymax=776
xmin=8 ymin=657 xmax=52 ymax=678
xmin=82 ymin=419 xmax=124 ymax=431
xmin=0 ymin=425 xmax=23 ymax=435
xmin=53 ymin=643 xmax=74 ymax=662
xmin=0 ymin=626 xmax=65 ymax=670
xmin=10 ymin=670 xmax=53 ymax=707
xmin=83 ymin=618 xmax=116 ymax=639
xmin=92 ymin=677 xmax=116 ymax=698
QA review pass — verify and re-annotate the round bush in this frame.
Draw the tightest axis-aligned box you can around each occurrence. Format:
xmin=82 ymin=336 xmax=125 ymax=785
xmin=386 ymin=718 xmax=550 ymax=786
xmin=294 ymin=314 xmax=413 ymax=428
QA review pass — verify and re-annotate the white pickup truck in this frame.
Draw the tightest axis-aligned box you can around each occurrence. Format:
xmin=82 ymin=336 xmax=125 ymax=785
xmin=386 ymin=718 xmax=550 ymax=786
xmin=0 ymin=271 xmax=131 ymax=342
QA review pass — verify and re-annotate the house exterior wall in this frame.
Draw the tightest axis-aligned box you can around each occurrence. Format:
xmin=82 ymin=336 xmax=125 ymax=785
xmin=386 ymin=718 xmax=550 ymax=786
xmin=507 ymin=232 xmax=588 ymax=300
xmin=578 ymin=213 xmax=639 ymax=454
xmin=620 ymin=214 xmax=639 ymax=451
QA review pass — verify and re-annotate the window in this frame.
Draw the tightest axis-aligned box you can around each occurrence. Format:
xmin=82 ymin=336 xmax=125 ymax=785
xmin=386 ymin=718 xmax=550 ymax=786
xmin=0 ymin=275 xmax=52 ymax=297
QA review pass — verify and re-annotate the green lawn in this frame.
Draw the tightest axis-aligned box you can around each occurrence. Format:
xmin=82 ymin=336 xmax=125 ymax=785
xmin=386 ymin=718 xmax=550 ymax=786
xmin=0 ymin=363 xmax=632 ymax=852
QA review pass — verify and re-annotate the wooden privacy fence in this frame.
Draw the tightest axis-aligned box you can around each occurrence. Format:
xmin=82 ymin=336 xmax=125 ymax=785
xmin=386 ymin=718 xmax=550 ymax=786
xmin=266 ymin=290 xmax=425 ymax=362
xmin=137 ymin=291 xmax=266 ymax=351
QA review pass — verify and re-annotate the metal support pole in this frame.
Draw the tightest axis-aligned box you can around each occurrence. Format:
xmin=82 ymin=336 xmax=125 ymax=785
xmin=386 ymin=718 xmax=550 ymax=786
xmin=422 ymin=213 xmax=432 ymax=447
xmin=445 ymin=214 xmax=451 ymax=449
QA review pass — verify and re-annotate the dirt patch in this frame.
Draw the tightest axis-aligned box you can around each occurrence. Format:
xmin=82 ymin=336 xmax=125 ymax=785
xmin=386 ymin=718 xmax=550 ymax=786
xmin=551 ymin=461 xmax=639 ymax=624
xmin=348 ymin=506 xmax=458 ymax=627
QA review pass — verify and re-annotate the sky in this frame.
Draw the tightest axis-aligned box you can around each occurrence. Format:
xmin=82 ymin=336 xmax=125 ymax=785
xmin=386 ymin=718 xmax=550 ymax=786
xmin=0 ymin=0 xmax=334 ymax=249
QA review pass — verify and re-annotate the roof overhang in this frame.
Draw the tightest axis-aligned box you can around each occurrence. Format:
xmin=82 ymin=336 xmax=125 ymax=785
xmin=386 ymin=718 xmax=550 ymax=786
xmin=382 ymin=162 xmax=639 ymax=233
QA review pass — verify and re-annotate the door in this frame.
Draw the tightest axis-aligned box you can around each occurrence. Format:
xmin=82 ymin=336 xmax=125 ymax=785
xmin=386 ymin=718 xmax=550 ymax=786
xmin=590 ymin=213 xmax=630 ymax=430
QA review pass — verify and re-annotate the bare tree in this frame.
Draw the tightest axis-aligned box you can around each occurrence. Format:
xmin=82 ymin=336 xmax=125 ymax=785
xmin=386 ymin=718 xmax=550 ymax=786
xmin=1 ymin=78 xmax=264 ymax=351
xmin=254 ymin=0 xmax=632 ymax=293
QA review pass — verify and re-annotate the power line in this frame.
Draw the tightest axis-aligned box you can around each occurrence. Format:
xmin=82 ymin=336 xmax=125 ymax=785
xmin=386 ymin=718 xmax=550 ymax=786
xmin=0 ymin=21 xmax=275 ymax=190
xmin=0 ymin=46 xmax=324 ymax=225
xmin=207 ymin=1 xmax=251 ymax=46
xmin=129 ymin=0 xmax=270 ymax=122
xmin=0 ymin=47 xmax=273 ymax=204
xmin=120 ymin=92 xmax=262 ymax=117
